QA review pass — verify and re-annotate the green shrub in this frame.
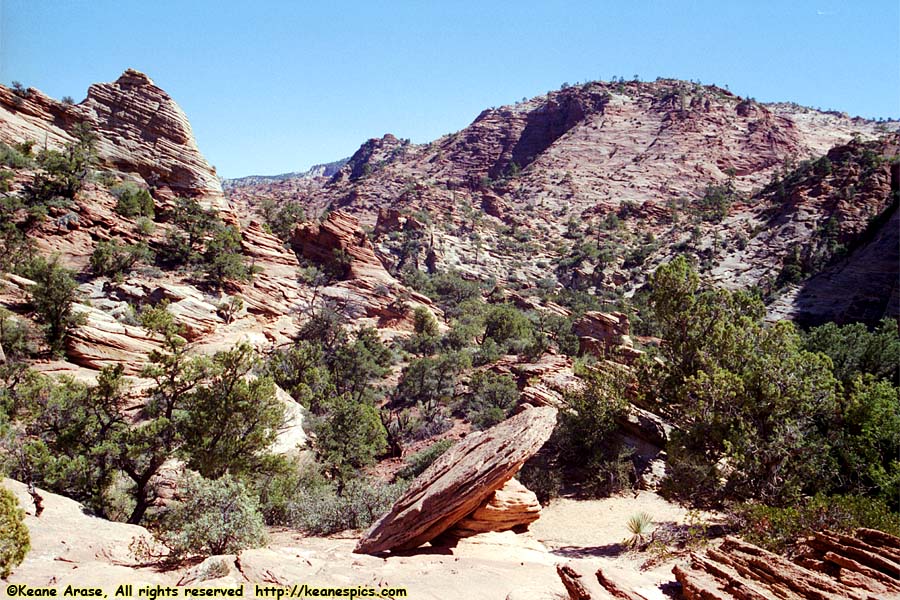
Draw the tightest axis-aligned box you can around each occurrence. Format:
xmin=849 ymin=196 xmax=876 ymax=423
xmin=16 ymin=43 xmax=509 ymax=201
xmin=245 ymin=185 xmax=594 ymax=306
xmin=803 ymin=318 xmax=899 ymax=385
xmin=0 ymin=486 xmax=29 ymax=578
xmin=257 ymin=198 xmax=305 ymax=242
xmin=0 ymin=308 xmax=33 ymax=362
xmin=395 ymin=351 xmax=470 ymax=407
xmin=90 ymin=239 xmax=153 ymax=277
xmin=482 ymin=304 xmax=535 ymax=353
xmin=556 ymin=366 xmax=633 ymax=497
xmin=135 ymin=217 xmax=155 ymax=236
xmin=732 ymin=494 xmax=900 ymax=554
xmin=27 ymin=123 xmax=96 ymax=207
xmin=645 ymin=256 xmax=841 ymax=506
xmin=0 ymin=142 xmax=33 ymax=168
xmin=25 ymin=256 xmax=82 ymax=355
xmin=396 ymin=439 xmax=453 ymax=480
xmin=156 ymin=473 xmax=267 ymax=560
xmin=312 ymin=392 xmax=387 ymax=487
xmin=404 ymin=306 xmax=441 ymax=356
xmin=464 ymin=371 xmax=519 ymax=429
xmin=282 ymin=478 xmax=406 ymax=535
xmin=518 ymin=451 xmax=562 ymax=504
xmin=112 ymin=183 xmax=155 ymax=219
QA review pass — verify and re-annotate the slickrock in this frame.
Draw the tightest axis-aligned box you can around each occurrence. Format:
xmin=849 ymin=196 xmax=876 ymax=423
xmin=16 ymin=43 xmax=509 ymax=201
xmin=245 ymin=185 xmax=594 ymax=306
xmin=66 ymin=304 xmax=162 ymax=374
xmin=292 ymin=210 xmax=398 ymax=283
xmin=81 ymin=69 xmax=225 ymax=204
xmin=355 ymin=405 xmax=557 ymax=554
xmin=557 ymin=562 xmax=666 ymax=600
xmin=291 ymin=210 xmax=438 ymax=328
xmin=447 ymin=478 xmax=542 ymax=538
xmin=4 ymin=478 xmax=169 ymax=586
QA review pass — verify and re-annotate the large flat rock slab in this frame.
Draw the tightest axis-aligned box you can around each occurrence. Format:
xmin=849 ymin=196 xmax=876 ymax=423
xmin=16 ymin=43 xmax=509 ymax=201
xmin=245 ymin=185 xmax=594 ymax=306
xmin=355 ymin=405 xmax=557 ymax=554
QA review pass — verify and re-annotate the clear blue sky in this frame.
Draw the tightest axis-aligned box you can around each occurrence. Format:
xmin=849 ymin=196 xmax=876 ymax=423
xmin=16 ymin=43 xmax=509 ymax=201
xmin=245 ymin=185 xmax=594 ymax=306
xmin=2 ymin=1 xmax=898 ymax=178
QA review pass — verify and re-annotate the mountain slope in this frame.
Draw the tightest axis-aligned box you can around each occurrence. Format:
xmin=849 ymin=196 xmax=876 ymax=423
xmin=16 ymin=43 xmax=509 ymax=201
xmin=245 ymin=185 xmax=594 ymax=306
xmin=226 ymin=79 xmax=899 ymax=325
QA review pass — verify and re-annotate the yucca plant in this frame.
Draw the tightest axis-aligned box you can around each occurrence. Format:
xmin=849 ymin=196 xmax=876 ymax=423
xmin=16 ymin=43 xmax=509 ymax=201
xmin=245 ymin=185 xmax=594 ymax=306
xmin=626 ymin=512 xmax=655 ymax=549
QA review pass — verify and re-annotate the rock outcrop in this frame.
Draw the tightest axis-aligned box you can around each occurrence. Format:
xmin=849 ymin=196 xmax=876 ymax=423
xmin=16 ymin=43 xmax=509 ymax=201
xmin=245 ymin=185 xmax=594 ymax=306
xmin=574 ymin=311 xmax=642 ymax=363
xmin=291 ymin=210 xmax=437 ymax=328
xmin=355 ymin=405 xmax=557 ymax=554
xmin=65 ymin=304 xmax=162 ymax=374
xmin=0 ymin=69 xmax=224 ymax=204
xmin=673 ymin=533 xmax=900 ymax=600
xmin=292 ymin=209 xmax=398 ymax=282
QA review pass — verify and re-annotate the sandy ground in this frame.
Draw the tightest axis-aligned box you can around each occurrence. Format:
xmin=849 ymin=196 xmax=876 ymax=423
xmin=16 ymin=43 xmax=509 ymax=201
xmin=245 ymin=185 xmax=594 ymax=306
xmin=7 ymin=478 xmax=713 ymax=599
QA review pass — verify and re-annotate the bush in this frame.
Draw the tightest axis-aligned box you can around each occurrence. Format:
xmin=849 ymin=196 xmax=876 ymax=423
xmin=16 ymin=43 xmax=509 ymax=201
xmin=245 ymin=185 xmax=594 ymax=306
xmin=258 ymin=198 xmax=305 ymax=242
xmin=113 ymin=183 xmax=155 ymax=219
xmin=803 ymin=318 xmax=899 ymax=385
xmin=282 ymin=478 xmax=406 ymax=535
xmin=90 ymin=239 xmax=153 ymax=277
xmin=312 ymin=393 xmax=387 ymax=487
xmin=556 ymin=366 xmax=633 ymax=496
xmin=201 ymin=225 xmax=254 ymax=288
xmin=732 ymin=494 xmax=900 ymax=555
xmin=0 ymin=308 xmax=33 ymax=362
xmin=482 ymin=304 xmax=535 ymax=353
xmin=404 ymin=306 xmax=441 ymax=356
xmin=0 ymin=486 xmax=30 ymax=578
xmin=464 ymin=371 xmax=519 ymax=429
xmin=0 ymin=141 xmax=33 ymax=168
xmin=156 ymin=473 xmax=267 ymax=560
xmin=27 ymin=123 xmax=96 ymax=207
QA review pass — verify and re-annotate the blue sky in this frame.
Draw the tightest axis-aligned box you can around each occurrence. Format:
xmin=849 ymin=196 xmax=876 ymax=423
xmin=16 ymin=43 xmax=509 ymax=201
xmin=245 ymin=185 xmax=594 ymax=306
xmin=2 ymin=1 xmax=898 ymax=178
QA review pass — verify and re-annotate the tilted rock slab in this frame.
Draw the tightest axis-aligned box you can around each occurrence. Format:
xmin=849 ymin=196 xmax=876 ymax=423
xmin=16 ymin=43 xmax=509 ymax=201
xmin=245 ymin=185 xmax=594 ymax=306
xmin=355 ymin=405 xmax=557 ymax=554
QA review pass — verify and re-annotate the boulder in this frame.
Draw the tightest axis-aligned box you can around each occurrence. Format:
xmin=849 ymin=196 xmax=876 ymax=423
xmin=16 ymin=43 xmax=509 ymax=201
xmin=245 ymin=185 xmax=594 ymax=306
xmin=447 ymin=478 xmax=542 ymax=538
xmin=355 ymin=405 xmax=557 ymax=554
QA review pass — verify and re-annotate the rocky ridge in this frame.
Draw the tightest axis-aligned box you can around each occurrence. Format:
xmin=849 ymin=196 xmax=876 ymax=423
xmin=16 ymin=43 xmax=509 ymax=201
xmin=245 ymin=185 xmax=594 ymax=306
xmin=225 ymin=80 xmax=899 ymax=325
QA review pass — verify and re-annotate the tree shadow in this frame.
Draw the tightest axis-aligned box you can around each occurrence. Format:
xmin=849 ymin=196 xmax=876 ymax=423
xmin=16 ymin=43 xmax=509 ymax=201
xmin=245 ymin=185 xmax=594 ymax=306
xmin=550 ymin=541 xmax=627 ymax=558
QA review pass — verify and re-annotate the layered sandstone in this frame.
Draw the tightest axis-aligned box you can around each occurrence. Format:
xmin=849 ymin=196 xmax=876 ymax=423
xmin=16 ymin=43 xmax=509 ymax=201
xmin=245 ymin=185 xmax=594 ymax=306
xmin=355 ymin=405 xmax=557 ymax=554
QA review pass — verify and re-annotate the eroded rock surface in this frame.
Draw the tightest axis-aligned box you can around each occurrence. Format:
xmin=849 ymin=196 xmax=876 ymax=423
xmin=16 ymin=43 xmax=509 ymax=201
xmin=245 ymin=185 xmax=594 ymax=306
xmin=355 ymin=405 xmax=557 ymax=554
xmin=673 ymin=534 xmax=900 ymax=600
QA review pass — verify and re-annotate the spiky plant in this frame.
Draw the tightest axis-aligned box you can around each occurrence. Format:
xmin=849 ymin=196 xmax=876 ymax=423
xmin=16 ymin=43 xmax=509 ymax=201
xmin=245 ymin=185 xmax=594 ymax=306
xmin=626 ymin=512 xmax=654 ymax=548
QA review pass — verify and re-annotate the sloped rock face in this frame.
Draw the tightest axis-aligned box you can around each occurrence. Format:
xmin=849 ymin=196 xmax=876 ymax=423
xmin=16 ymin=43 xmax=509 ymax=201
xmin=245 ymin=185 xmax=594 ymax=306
xmin=292 ymin=210 xmax=398 ymax=282
xmin=226 ymin=80 xmax=897 ymax=328
xmin=0 ymin=70 xmax=223 ymax=203
xmin=355 ymin=405 xmax=557 ymax=554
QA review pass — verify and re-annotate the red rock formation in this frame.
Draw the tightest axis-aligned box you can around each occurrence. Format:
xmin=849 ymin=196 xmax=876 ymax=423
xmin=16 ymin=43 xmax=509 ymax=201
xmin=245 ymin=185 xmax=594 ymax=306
xmin=292 ymin=210 xmax=398 ymax=282
xmin=355 ymin=405 xmax=557 ymax=554
xmin=673 ymin=534 xmax=900 ymax=600
xmin=0 ymin=70 xmax=223 ymax=204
